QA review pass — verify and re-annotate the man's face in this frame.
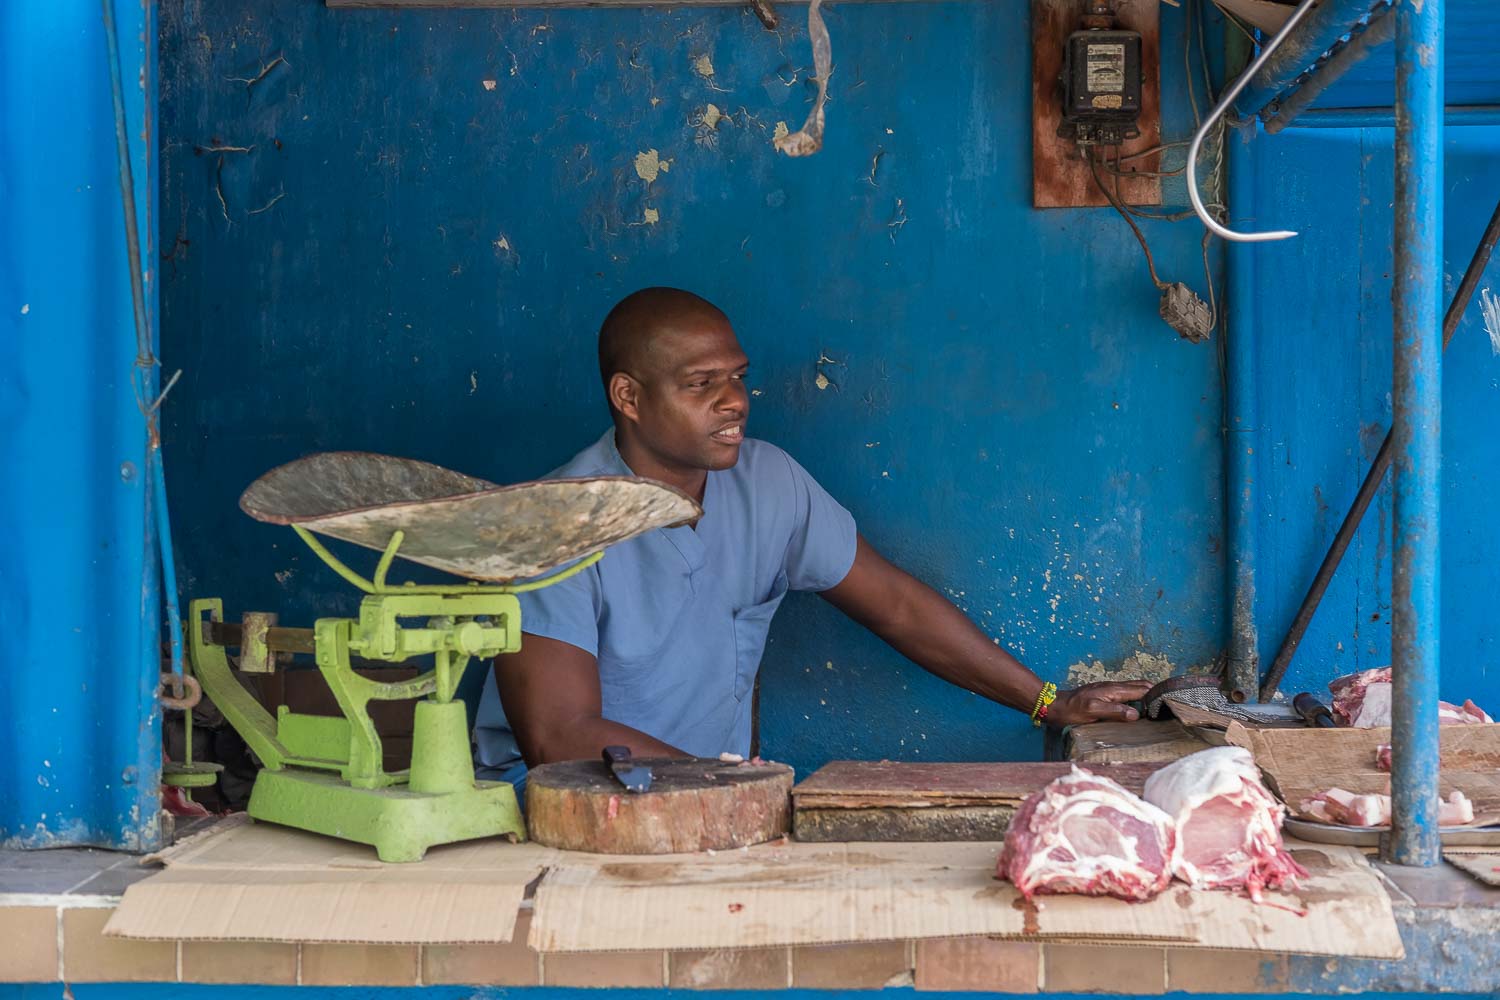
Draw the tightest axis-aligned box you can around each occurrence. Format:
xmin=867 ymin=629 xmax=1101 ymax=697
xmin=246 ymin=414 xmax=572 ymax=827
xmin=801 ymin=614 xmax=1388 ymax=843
xmin=625 ymin=318 xmax=750 ymax=473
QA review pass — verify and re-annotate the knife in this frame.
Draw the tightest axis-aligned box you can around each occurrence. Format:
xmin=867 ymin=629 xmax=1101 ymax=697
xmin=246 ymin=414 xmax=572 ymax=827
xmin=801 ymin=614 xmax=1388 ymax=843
xmin=603 ymin=745 xmax=653 ymax=793
xmin=1292 ymin=692 xmax=1338 ymax=728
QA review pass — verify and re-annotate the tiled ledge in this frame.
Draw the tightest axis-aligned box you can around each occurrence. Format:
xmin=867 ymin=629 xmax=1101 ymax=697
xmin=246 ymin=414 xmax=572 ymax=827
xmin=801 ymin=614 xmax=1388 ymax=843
xmin=6 ymin=845 xmax=1500 ymax=994
xmin=3 ymin=896 xmax=1497 ymax=993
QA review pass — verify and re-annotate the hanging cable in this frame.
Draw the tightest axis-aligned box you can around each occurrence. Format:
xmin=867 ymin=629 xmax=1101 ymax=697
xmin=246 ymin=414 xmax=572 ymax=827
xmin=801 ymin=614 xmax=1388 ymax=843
xmin=1089 ymin=150 xmax=1168 ymax=290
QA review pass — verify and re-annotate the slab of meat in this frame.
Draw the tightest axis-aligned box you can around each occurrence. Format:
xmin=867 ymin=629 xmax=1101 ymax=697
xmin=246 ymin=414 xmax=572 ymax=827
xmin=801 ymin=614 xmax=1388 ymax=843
xmin=997 ymin=766 xmax=1177 ymax=902
xmin=1328 ymin=667 xmax=1493 ymax=728
xmin=1141 ymin=747 xmax=1306 ymax=901
xmin=1375 ymin=744 xmax=1392 ymax=772
xmin=1300 ymin=787 xmax=1474 ymax=827
xmin=1441 ymin=700 xmax=1494 ymax=725
xmin=1328 ymin=668 xmax=1392 ymax=727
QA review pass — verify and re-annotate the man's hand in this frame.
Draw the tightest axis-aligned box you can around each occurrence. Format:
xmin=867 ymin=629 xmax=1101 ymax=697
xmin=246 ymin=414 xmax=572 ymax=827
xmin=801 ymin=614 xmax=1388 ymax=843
xmin=1047 ymin=680 xmax=1154 ymax=726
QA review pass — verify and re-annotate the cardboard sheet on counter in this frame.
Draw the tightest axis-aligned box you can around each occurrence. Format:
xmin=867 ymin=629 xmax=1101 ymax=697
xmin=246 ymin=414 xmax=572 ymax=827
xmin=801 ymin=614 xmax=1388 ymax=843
xmin=1443 ymin=851 xmax=1500 ymax=888
xmin=529 ymin=839 xmax=1402 ymax=959
xmin=1226 ymin=723 xmax=1500 ymax=826
xmin=106 ymin=821 xmax=557 ymax=944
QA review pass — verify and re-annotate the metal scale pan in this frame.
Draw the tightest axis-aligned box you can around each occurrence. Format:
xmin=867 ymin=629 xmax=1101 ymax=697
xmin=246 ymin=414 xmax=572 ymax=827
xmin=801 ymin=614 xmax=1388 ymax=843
xmin=239 ymin=451 xmax=702 ymax=582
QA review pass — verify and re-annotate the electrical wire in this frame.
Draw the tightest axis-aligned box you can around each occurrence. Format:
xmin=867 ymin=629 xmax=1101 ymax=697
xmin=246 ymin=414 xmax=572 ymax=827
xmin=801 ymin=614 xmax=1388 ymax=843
xmin=1088 ymin=150 xmax=1168 ymax=290
xmin=1115 ymin=140 xmax=1191 ymax=164
xmin=1212 ymin=1 xmax=1263 ymax=46
xmin=1183 ymin=0 xmax=1202 ymax=130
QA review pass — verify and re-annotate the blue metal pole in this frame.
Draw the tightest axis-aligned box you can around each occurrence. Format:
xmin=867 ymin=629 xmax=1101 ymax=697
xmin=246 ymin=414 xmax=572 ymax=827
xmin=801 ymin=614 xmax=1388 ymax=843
xmin=1386 ymin=0 xmax=1443 ymax=867
xmin=1225 ymin=125 xmax=1260 ymax=703
xmin=1235 ymin=0 xmax=1392 ymax=119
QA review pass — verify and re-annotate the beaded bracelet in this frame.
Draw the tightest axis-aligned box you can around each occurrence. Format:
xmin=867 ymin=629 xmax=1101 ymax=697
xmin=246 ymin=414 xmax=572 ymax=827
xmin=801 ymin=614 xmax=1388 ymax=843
xmin=1030 ymin=682 xmax=1058 ymax=728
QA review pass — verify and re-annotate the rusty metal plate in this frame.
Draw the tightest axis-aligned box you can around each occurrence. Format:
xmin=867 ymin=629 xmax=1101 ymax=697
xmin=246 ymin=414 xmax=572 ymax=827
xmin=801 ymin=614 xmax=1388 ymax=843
xmin=239 ymin=451 xmax=701 ymax=582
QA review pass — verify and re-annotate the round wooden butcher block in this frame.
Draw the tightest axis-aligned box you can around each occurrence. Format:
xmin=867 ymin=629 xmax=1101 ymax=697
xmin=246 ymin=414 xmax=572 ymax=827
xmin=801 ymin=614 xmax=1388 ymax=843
xmin=525 ymin=758 xmax=794 ymax=854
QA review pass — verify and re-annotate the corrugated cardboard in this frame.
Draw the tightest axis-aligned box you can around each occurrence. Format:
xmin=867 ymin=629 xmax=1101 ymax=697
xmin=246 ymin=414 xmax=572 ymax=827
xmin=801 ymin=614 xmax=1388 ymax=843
xmin=1226 ymin=723 xmax=1500 ymax=826
xmin=1443 ymin=851 xmax=1500 ymax=887
xmin=106 ymin=821 xmax=556 ymax=944
xmin=528 ymin=839 xmax=1402 ymax=959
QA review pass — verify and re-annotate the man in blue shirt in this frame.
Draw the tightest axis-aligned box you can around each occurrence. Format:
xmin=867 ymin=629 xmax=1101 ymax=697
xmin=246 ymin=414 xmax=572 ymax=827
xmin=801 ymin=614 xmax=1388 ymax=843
xmin=474 ymin=288 xmax=1148 ymax=781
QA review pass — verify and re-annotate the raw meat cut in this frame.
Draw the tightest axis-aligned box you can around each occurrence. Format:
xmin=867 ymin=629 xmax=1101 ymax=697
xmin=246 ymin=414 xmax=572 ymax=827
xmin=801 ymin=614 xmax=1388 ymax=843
xmin=1301 ymin=788 xmax=1389 ymax=826
xmin=1328 ymin=669 xmax=1392 ymax=727
xmin=1300 ymin=787 xmax=1474 ymax=827
xmin=1375 ymin=744 xmax=1392 ymax=772
xmin=997 ymin=766 xmax=1177 ymax=902
xmin=1142 ymin=747 xmax=1306 ymax=901
xmin=1441 ymin=700 xmax=1494 ymax=725
xmin=1327 ymin=667 xmax=1493 ymax=728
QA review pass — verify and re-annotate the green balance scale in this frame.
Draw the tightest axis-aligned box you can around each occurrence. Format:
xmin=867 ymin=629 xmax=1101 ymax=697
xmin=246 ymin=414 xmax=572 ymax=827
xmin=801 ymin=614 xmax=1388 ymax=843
xmin=173 ymin=451 xmax=699 ymax=862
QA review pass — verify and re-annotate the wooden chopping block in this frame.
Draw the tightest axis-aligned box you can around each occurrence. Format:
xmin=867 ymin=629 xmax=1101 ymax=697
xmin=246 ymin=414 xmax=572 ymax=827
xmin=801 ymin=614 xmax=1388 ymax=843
xmin=526 ymin=758 xmax=794 ymax=854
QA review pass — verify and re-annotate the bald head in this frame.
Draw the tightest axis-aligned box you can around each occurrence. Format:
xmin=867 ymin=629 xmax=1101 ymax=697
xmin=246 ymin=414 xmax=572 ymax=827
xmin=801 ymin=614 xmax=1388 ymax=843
xmin=598 ymin=288 xmax=731 ymax=403
xmin=595 ymin=287 xmax=750 ymax=478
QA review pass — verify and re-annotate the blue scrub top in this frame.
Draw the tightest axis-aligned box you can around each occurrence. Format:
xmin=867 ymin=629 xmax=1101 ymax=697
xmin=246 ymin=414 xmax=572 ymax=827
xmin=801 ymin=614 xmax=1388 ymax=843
xmin=473 ymin=429 xmax=857 ymax=775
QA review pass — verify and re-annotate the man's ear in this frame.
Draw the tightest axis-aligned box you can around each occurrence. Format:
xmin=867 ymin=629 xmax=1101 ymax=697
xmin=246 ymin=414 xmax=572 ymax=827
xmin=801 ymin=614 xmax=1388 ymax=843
xmin=608 ymin=372 xmax=641 ymax=423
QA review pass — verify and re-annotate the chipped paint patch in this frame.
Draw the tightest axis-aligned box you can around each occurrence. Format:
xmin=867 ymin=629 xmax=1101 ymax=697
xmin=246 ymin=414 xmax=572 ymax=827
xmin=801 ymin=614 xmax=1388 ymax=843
xmin=702 ymin=104 xmax=724 ymax=130
xmin=814 ymin=372 xmax=831 ymax=391
xmin=694 ymin=54 xmax=715 ymax=79
xmin=481 ymin=79 xmax=496 ymax=91
xmin=642 ymin=207 xmax=660 ymax=225
xmin=773 ymin=121 xmax=790 ymax=143
xmin=634 ymin=149 xmax=671 ymax=183
xmin=1066 ymin=650 xmax=1177 ymax=687
xmin=1479 ymin=288 xmax=1500 ymax=355
xmin=20 ymin=303 xmax=29 ymax=315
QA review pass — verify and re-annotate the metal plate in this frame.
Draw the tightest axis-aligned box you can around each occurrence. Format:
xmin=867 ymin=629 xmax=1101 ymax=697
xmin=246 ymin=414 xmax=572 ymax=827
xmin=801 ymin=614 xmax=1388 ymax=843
xmin=239 ymin=451 xmax=702 ymax=582
xmin=1285 ymin=816 xmax=1500 ymax=847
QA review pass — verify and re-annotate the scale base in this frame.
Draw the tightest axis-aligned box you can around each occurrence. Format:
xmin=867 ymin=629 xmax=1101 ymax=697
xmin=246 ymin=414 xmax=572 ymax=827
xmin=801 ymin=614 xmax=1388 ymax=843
xmin=248 ymin=768 xmax=526 ymax=862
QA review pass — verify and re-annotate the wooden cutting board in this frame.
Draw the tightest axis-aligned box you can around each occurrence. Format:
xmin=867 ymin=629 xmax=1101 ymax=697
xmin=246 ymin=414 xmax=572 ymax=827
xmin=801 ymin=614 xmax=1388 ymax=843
xmin=791 ymin=761 xmax=1162 ymax=842
xmin=526 ymin=758 xmax=793 ymax=854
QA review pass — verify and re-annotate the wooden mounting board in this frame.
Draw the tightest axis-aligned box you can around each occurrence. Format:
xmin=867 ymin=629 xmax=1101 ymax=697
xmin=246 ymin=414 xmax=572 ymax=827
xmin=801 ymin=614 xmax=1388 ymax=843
xmin=1032 ymin=0 xmax=1163 ymax=208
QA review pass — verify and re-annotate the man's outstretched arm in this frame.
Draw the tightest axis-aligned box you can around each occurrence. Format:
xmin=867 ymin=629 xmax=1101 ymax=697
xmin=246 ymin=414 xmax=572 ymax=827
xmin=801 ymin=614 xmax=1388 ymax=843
xmin=495 ymin=634 xmax=687 ymax=765
xmin=820 ymin=536 xmax=1150 ymax=726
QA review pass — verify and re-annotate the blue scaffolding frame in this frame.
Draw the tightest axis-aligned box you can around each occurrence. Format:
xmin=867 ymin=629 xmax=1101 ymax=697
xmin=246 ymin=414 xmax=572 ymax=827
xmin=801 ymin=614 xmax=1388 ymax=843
xmin=1228 ymin=0 xmax=1464 ymax=866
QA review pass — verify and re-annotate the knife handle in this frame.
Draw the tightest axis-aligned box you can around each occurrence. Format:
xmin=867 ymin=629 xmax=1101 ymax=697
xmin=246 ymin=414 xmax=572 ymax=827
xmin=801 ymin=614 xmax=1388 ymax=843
xmin=603 ymin=745 xmax=632 ymax=766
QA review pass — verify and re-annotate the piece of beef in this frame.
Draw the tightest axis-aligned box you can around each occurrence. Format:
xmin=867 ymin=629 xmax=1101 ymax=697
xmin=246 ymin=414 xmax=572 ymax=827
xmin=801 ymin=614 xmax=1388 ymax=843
xmin=1300 ymin=788 xmax=1474 ymax=827
xmin=1301 ymin=787 xmax=1390 ymax=826
xmin=1141 ymin=747 xmax=1306 ymax=901
xmin=1329 ymin=668 xmax=1392 ymax=727
xmin=1328 ymin=668 xmax=1493 ymax=728
xmin=1441 ymin=699 xmax=1494 ymax=725
xmin=997 ymin=766 xmax=1177 ymax=902
xmin=1375 ymin=744 xmax=1392 ymax=772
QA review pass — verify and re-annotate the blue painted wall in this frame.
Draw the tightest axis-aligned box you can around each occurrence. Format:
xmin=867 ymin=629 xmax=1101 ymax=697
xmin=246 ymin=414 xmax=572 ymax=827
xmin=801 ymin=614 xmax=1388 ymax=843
xmin=0 ymin=2 xmax=162 ymax=849
xmin=1242 ymin=122 xmax=1500 ymax=705
xmin=157 ymin=0 xmax=1229 ymax=779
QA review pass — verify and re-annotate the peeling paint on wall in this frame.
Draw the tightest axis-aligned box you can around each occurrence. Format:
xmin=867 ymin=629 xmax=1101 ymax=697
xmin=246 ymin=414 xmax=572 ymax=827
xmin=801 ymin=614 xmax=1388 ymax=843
xmin=1066 ymin=650 xmax=1183 ymax=687
xmin=633 ymin=148 xmax=671 ymax=183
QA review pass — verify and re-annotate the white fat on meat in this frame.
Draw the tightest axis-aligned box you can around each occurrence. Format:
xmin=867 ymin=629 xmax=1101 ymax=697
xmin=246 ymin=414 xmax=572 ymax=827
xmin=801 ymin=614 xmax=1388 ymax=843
xmin=1141 ymin=747 xmax=1306 ymax=900
xmin=1301 ymin=787 xmax=1475 ymax=827
xmin=1328 ymin=667 xmax=1493 ymax=728
xmin=997 ymin=766 xmax=1177 ymax=902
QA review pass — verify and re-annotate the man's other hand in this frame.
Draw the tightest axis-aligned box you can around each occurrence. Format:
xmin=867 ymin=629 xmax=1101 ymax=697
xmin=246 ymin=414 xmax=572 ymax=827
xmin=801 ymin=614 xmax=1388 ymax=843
xmin=1048 ymin=680 xmax=1154 ymax=726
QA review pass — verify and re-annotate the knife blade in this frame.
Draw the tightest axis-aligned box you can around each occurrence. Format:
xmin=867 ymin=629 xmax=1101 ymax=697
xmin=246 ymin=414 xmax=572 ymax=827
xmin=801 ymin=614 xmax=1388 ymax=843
xmin=603 ymin=745 xmax=653 ymax=793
